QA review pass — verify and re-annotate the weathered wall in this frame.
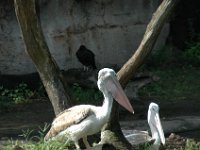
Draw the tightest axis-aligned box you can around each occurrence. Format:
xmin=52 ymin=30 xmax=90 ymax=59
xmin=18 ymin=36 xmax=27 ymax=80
xmin=0 ymin=0 xmax=169 ymax=75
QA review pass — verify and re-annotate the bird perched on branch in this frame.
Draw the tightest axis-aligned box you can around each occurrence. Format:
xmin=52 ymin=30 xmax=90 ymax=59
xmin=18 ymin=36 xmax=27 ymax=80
xmin=76 ymin=45 xmax=97 ymax=71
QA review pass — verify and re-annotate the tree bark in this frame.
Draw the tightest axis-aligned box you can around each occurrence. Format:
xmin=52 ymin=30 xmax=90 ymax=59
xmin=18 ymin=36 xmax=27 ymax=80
xmin=100 ymin=0 xmax=180 ymax=149
xmin=14 ymin=0 xmax=72 ymax=115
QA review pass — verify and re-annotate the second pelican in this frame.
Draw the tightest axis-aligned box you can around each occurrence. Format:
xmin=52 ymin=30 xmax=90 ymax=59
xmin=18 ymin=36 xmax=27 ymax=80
xmin=125 ymin=102 xmax=165 ymax=150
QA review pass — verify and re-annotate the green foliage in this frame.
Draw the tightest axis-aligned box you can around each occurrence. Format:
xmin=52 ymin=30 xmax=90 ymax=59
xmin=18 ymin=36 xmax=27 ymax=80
xmin=0 ymin=83 xmax=48 ymax=112
xmin=145 ymin=42 xmax=200 ymax=69
xmin=182 ymin=19 xmax=200 ymax=65
xmin=182 ymin=41 xmax=200 ymax=65
xmin=134 ymin=143 xmax=151 ymax=150
xmin=19 ymin=129 xmax=35 ymax=141
xmin=71 ymin=83 xmax=103 ymax=105
xmin=177 ymin=139 xmax=200 ymax=150
xmin=18 ymin=123 xmax=51 ymax=141
xmin=139 ymin=67 xmax=200 ymax=100
xmin=140 ymin=43 xmax=200 ymax=101
xmin=184 ymin=139 xmax=200 ymax=150
xmin=0 ymin=83 xmax=33 ymax=105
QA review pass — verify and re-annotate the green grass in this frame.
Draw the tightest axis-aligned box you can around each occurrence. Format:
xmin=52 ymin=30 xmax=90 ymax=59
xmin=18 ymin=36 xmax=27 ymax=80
xmin=3 ymin=139 xmax=200 ymax=150
xmin=3 ymin=139 xmax=73 ymax=150
xmin=177 ymin=139 xmax=200 ymax=150
xmin=184 ymin=139 xmax=200 ymax=150
xmin=2 ymin=124 xmax=75 ymax=150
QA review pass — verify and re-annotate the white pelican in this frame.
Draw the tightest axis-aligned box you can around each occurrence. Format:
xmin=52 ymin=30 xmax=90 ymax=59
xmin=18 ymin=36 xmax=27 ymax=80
xmin=125 ymin=102 xmax=165 ymax=150
xmin=44 ymin=68 xmax=134 ymax=149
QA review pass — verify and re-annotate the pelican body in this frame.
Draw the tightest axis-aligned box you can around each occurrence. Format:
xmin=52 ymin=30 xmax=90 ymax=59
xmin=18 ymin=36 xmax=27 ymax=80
xmin=44 ymin=68 xmax=134 ymax=149
xmin=125 ymin=102 xmax=165 ymax=150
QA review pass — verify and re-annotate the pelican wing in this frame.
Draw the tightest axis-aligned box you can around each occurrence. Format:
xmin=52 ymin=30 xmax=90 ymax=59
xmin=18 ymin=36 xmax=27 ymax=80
xmin=44 ymin=105 xmax=94 ymax=140
xmin=125 ymin=130 xmax=154 ymax=145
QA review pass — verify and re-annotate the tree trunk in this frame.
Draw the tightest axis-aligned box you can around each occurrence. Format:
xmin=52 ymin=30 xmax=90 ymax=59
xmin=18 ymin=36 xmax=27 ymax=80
xmin=100 ymin=0 xmax=180 ymax=149
xmin=14 ymin=0 xmax=72 ymax=115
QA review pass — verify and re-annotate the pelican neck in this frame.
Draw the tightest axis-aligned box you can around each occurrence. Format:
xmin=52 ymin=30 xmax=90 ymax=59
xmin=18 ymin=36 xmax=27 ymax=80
xmin=101 ymin=92 xmax=113 ymax=117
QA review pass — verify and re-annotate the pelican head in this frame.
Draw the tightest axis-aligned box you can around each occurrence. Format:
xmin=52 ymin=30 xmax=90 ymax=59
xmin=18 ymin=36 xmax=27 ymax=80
xmin=97 ymin=68 xmax=134 ymax=113
xmin=148 ymin=102 xmax=165 ymax=150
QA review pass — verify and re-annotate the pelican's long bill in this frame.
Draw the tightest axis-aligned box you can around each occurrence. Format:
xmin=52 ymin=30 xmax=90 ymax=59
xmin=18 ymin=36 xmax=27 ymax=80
xmin=98 ymin=68 xmax=134 ymax=114
xmin=154 ymin=112 xmax=165 ymax=145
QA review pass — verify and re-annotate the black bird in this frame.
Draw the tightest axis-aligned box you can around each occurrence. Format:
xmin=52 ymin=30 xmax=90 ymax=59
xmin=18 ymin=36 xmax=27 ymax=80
xmin=76 ymin=45 xmax=97 ymax=70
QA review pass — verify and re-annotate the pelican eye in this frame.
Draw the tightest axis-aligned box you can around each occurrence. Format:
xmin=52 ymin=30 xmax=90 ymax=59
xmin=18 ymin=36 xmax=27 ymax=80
xmin=152 ymin=106 xmax=159 ymax=112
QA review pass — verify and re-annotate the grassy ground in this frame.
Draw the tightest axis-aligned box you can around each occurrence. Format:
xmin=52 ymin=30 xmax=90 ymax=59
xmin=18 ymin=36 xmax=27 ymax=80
xmin=0 ymin=45 xmax=199 ymax=149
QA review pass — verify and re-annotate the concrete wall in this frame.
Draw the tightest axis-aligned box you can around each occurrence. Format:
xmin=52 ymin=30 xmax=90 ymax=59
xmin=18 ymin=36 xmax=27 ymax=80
xmin=0 ymin=0 xmax=169 ymax=75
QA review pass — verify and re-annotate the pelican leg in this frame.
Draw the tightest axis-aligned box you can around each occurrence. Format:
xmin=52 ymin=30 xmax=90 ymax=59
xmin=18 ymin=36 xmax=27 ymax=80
xmin=83 ymin=136 xmax=91 ymax=148
xmin=83 ymin=66 xmax=87 ymax=71
xmin=74 ymin=141 xmax=81 ymax=150
xmin=83 ymin=66 xmax=89 ymax=71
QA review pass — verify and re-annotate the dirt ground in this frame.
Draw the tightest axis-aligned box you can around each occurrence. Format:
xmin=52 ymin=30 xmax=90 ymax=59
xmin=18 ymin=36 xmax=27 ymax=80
xmin=0 ymin=98 xmax=200 ymax=149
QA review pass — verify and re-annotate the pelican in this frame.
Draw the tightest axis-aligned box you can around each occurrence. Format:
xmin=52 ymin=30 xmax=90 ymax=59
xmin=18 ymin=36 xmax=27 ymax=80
xmin=44 ymin=68 xmax=134 ymax=149
xmin=125 ymin=102 xmax=165 ymax=150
